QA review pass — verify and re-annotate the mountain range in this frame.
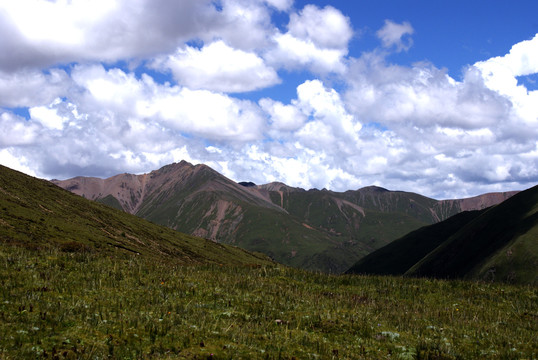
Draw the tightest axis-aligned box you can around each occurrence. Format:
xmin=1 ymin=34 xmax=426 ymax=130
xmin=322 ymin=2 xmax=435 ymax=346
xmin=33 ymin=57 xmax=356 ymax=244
xmin=347 ymin=184 xmax=538 ymax=285
xmin=52 ymin=161 xmax=518 ymax=273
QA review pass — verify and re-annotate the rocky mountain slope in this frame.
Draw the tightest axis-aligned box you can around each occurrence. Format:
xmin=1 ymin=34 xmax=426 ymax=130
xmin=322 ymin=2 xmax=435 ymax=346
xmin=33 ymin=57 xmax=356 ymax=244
xmin=347 ymin=184 xmax=538 ymax=285
xmin=0 ymin=164 xmax=272 ymax=267
xmin=52 ymin=161 xmax=518 ymax=272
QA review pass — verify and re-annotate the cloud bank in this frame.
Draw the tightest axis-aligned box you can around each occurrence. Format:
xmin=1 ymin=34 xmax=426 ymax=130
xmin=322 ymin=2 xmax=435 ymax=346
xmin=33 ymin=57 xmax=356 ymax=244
xmin=0 ymin=0 xmax=537 ymax=199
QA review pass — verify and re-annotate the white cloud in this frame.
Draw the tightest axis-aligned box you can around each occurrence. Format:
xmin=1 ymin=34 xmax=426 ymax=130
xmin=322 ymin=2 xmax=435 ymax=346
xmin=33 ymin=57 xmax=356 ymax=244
xmin=153 ymin=40 xmax=280 ymax=93
xmin=344 ymin=54 xmax=511 ymax=132
xmin=0 ymin=0 xmax=537 ymax=199
xmin=265 ymin=5 xmax=352 ymax=74
xmin=266 ymin=33 xmax=348 ymax=74
xmin=72 ymin=64 xmax=267 ymax=142
xmin=264 ymin=0 xmax=293 ymax=11
xmin=341 ymin=36 xmax=538 ymax=197
xmin=146 ymin=88 xmax=265 ymax=141
xmin=0 ymin=148 xmax=37 ymax=177
xmin=376 ymin=20 xmax=414 ymax=51
xmin=287 ymin=5 xmax=353 ymax=49
xmin=259 ymin=98 xmax=306 ymax=131
xmin=0 ymin=112 xmax=40 ymax=146
xmin=0 ymin=69 xmax=70 ymax=108
xmin=29 ymin=104 xmax=68 ymax=131
xmin=0 ymin=61 xmax=268 ymax=179
xmin=0 ymin=0 xmax=276 ymax=71
xmin=474 ymin=33 xmax=538 ymax=124
xmin=295 ymin=80 xmax=361 ymax=152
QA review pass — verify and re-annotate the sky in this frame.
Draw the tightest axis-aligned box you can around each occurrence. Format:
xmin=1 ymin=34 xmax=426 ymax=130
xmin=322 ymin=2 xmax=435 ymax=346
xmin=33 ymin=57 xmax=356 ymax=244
xmin=1 ymin=0 xmax=538 ymax=199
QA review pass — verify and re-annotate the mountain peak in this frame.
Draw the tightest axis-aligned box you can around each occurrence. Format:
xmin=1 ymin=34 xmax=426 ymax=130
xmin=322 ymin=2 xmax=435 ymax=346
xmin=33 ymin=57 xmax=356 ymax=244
xmin=358 ymin=185 xmax=390 ymax=193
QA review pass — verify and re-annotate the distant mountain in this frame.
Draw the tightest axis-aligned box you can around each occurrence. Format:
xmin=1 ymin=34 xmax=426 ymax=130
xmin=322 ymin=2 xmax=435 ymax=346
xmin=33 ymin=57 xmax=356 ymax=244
xmin=52 ymin=161 xmax=518 ymax=273
xmin=0 ymin=164 xmax=272 ymax=267
xmin=347 ymin=185 xmax=538 ymax=285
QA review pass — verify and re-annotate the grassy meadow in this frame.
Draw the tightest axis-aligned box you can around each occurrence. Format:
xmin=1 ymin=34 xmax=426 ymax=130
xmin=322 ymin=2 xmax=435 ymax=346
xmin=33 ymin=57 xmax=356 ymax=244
xmin=1 ymin=244 xmax=536 ymax=359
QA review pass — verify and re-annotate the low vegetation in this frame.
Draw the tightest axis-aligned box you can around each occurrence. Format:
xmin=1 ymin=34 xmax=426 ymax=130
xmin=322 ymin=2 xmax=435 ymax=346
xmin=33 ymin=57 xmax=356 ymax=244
xmin=1 ymin=244 xmax=537 ymax=359
xmin=0 ymin=165 xmax=272 ymax=267
xmin=1 ymin=165 xmax=537 ymax=358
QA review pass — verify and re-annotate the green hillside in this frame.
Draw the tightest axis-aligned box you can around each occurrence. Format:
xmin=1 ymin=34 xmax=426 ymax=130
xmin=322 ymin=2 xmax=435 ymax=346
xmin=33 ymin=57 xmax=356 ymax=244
xmin=264 ymin=186 xmax=431 ymax=251
xmin=0 ymin=165 xmax=272 ymax=267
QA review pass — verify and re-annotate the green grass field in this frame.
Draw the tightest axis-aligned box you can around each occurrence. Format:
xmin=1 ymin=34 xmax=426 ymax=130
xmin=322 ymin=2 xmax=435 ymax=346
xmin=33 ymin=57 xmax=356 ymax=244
xmin=1 ymin=244 xmax=536 ymax=359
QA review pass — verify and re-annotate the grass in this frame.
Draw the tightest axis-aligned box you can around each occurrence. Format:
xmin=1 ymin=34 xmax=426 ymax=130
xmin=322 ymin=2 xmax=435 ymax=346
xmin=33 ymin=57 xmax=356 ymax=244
xmin=0 ymin=164 xmax=273 ymax=267
xmin=1 ymin=244 xmax=536 ymax=359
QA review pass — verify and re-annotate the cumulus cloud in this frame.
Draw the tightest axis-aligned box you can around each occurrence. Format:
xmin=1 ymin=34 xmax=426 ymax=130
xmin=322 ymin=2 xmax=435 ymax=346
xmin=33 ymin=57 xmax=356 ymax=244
xmin=376 ymin=20 xmax=414 ymax=51
xmin=345 ymin=54 xmax=511 ymax=131
xmin=264 ymin=0 xmax=293 ymax=11
xmin=0 ymin=0 xmax=537 ymax=199
xmin=294 ymin=80 xmax=361 ymax=153
xmin=0 ymin=69 xmax=71 ymax=108
xmin=0 ymin=112 xmax=40 ymax=146
xmin=265 ymin=5 xmax=352 ymax=74
xmin=153 ymin=40 xmax=280 ymax=93
xmin=0 ymin=148 xmax=37 ymax=177
xmin=71 ymin=64 xmax=266 ymax=142
xmin=0 ymin=59 xmax=267 ymax=179
xmin=0 ymin=0 xmax=278 ymax=71
xmin=342 ymin=38 xmax=538 ymax=197
xmin=266 ymin=33 xmax=348 ymax=73
xmin=287 ymin=5 xmax=353 ymax=49
xmin=29 ymin=102 xmax=69 ymax=131
xmin=474 ymin=33 xmax=538 ymax=124
xmin=259 ymin=98 xmax=306 ymax=131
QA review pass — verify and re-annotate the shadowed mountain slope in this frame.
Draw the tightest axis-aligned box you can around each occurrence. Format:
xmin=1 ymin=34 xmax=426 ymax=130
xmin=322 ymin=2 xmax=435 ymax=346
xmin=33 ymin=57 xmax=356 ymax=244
xmin=0 ymin=165 xmax=273 ymax=267
xmin=52 ymin=161 xmax=518 ymax=273
xmin=346 ymin=209 xmax=486 ymax=276
xmin=347 ymin=185 xmax=538 ymax=285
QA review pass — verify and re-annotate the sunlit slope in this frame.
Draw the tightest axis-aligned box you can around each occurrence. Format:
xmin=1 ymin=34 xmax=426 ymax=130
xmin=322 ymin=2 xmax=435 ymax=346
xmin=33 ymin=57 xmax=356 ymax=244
xmin=0 ymin=165 xmax=272 ymax=266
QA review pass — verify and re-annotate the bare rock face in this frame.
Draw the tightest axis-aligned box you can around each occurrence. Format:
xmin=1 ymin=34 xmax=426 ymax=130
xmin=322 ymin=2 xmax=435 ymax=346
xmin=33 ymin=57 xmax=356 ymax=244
xmin=52 ymin=160 xmax=520 ymax=273
xmin=52 ymin=173 xmax=149 ymax=213
xmin=449 ymin=192 xmax=520 ymax=211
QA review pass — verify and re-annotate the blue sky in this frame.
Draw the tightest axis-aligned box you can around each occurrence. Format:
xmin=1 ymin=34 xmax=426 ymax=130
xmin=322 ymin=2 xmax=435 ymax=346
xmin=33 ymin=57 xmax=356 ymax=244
xmin=1 ymin=0 xmax=537 ymax=198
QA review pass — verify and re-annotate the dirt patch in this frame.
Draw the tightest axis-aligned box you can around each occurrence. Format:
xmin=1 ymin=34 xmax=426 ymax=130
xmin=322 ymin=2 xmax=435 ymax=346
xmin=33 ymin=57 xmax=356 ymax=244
xmin=302 ymin=223 xmax=315 ymax=230
xmin=333 ymin=198 xmax=365 ymax=217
